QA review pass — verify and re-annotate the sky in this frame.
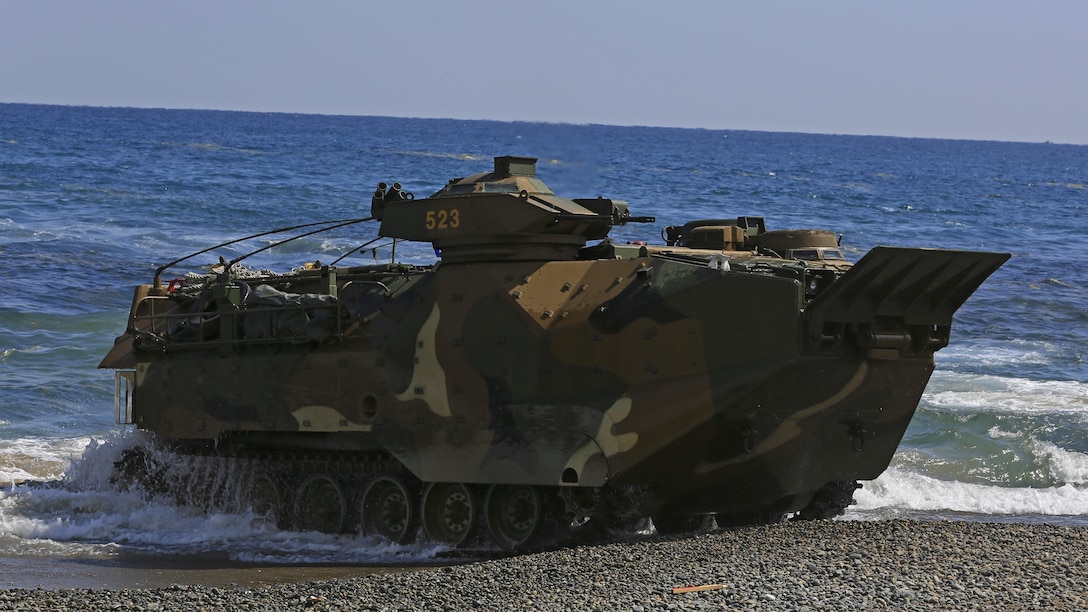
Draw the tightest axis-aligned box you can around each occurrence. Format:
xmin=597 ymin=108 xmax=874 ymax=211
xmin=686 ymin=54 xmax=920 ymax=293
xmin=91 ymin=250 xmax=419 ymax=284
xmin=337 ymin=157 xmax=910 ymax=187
xmin=2 ymin=1 xmax=1086 ymax=144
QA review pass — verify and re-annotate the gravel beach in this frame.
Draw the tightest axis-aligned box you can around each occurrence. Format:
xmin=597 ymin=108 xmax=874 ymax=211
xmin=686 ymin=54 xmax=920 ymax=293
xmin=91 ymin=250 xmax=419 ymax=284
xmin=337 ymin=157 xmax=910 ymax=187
xmin=2 ymin=520 xmax=1085 ymax=611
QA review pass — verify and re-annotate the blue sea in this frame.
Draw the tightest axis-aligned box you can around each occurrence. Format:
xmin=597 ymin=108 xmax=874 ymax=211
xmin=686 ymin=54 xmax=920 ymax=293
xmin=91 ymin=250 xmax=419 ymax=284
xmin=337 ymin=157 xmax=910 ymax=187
xmin=1 ymin=103 xmax=1086 ymax=570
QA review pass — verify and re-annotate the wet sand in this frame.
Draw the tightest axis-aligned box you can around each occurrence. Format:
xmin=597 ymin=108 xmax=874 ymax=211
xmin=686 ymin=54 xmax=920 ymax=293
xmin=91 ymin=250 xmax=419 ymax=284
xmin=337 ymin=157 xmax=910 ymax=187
xmin=0 ymin=553 xmax=409 ymax=590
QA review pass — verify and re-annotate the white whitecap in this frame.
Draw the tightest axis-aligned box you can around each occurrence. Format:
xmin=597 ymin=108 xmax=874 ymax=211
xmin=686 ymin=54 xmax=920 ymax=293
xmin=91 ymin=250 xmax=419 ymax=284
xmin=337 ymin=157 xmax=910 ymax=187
xmin=1034 ymin=440 xmax=1088 ymax=486
xmin=853 ymin=465 xmax=1088 ymax=517
xmin=936 ymin=341 xmax=1056 ymax=369
xmin=923 ymin=371 xmax=1088 ymax=416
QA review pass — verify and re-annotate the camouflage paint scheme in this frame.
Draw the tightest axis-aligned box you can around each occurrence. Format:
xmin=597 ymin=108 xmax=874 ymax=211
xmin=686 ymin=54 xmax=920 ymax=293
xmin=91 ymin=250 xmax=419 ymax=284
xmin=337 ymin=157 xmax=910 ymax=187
xmin=100 ymin=156 xmax=1009 ymax=534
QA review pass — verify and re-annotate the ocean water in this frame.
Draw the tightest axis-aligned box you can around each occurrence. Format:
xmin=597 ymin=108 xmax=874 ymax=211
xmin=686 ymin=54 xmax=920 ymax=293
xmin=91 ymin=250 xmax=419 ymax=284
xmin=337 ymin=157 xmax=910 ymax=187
xmin=1 ymin=103 xmax=1086 ymax=568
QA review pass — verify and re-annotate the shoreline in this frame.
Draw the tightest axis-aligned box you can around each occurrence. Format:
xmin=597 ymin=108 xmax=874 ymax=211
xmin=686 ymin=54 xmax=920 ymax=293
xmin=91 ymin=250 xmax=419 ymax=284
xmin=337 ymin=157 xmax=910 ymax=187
xmin=0 ymin=554 xmax=413 ymax=591
xmin=2 ymin=519 xmax=1086 ymax=609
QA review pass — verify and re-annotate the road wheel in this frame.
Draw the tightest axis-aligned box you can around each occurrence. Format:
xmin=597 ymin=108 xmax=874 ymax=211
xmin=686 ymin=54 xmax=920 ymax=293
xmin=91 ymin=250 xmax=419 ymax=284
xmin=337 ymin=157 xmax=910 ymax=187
xmin=485 ymin=484 xmax=542 ymax=550
xmin=295 ymin=474 xmax=347 ymax=533
xmin=360 ymin=476 xmax=414 ymax=544
xmin=248 ymin=472 xmax=285 ymax=526
xmin=421 ymin=482 xmax=475 ymax=546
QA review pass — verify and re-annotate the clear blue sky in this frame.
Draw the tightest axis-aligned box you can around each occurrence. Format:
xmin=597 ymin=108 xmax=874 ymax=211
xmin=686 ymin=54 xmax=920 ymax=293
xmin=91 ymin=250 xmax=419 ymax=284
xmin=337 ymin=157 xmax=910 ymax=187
xmin=3 ymin=1 xmax=1086 ymax=144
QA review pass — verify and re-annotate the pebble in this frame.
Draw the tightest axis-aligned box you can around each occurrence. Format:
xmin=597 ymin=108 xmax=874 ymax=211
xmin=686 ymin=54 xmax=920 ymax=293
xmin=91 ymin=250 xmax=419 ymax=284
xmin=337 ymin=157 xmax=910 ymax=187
xmin=1 ymin=520 xmax=1087 ymax=610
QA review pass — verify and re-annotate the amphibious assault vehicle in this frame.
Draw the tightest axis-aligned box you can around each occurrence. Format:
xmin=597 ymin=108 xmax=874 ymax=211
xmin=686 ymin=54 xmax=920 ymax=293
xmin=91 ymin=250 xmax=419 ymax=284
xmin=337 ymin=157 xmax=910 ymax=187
xmin=100 ymin=156 xmax=1008 ymax=549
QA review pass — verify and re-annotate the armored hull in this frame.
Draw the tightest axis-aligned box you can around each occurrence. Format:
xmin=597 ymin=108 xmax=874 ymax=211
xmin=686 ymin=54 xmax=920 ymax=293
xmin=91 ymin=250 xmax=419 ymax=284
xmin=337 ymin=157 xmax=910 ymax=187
xmin=100 ymin=156 xmax=1009 ymax=548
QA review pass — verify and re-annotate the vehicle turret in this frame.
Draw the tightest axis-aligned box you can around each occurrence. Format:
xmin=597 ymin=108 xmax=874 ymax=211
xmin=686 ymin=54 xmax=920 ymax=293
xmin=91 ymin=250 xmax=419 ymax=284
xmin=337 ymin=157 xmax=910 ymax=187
xmin=372 ymin=156 xmax=651 ymax=262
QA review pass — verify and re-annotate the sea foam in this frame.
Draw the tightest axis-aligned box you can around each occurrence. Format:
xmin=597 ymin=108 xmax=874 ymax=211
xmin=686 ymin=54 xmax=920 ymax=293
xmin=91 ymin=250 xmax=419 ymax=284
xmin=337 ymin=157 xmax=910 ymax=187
xmin=852 ymin=464 xmax=1088 ymax=521
xmin=0 ymin=433 xmax=452 ymax=563
xmin=924 ymin=371 xmax=1088 ymax=416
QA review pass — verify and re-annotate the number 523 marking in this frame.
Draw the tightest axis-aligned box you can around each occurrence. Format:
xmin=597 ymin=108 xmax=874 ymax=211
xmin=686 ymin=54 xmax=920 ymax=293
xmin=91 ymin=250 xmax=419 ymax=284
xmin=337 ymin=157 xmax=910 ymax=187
xmin=425 ymin=208 xmax=460 ymax=230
